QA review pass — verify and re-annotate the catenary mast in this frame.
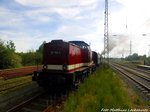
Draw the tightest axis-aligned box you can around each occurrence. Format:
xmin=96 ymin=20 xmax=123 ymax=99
xmin=104 ymin=0 xmax=109 ymax=63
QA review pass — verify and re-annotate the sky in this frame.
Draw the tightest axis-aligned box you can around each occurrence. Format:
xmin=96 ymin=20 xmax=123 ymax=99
xmin=0 ymin=0 xmax=150 ymax=57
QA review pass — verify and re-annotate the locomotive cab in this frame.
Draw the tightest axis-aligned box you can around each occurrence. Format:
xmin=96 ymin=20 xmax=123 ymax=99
xmin=69 ymin=41 xmax=93 ymax=66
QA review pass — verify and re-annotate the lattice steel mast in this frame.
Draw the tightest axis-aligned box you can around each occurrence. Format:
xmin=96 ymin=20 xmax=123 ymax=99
xmin=104 ymin=0 xmax=109 ymax=63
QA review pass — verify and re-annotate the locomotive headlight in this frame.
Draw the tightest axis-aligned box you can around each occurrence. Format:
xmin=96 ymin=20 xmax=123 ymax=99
xmin=63 ymin=65 xmax=67 ymax=71
xmin=43 ymin=65 xmax=48 ymax=69
xmin=36 ymin=73 xmax=39 ymax=77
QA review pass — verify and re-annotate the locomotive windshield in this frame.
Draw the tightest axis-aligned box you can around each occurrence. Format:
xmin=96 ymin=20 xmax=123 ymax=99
xmin=69 ymin=41 xmax=90 ymax=49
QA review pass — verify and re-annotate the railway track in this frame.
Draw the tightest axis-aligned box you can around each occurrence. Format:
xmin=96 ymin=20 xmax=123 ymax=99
xmin=114 ymin=63 xmax=150 ymax=82
xmin=0 ymin=76 xmax=32 ymax=93
xmin=117 ymin=63 xmax=150 ymax=76
xmin=6 ymin=89 xmax=67 ymax=112
xmin=0 ymin=66 xmax=42 ymax=94
xmin=132 ymin=67 xmax=150 ymax=76
xmin=110 ymin=62 xmax=150 ymax=101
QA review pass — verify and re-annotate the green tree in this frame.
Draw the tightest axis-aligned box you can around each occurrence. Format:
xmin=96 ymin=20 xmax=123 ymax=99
xmin=0 ymin=39 xmax=22 ymax=69
xmin=6 ymin=40 xmax=16 ymax=52
xmin=36 ymin=41 xmax=46 ymax=53
xmin=125 ymin=53 xmax=139 ymax=61
xmin=35 ymin=52 xmax=42 ymax=65
xmin=19 ymin=51 xmax=37 ymax=66
xmin=0 ymin=42 xmax=8 ymax=69
xmin=18 ymin=41 xmax=45 ymax=66
xmin=139 ymin=55 xmax=146 ymax=60
xmin=35 ymin=41 xmax=45 ymax=64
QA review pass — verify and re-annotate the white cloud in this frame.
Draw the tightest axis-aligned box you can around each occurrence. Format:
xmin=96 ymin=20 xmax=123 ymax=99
xmin=15 ymin=0 xmax=99 ymax=7
xmin=0 ymin=7 xmax=24 ymax=26
xmin=0 ymin=0 xmax=102 ymax=53
xmin=26 ymin=11 xmax=52 ymax=23
xmin=113 ymin=0 xmax=150 ymax=33
xmin=0 ymin=31 xmax=42 ymax=52
xmin=54 ymin=7 xmax=80 ymax=19
xmin=108 ymin=0 xmax=150 ymax=57
xmin=23 ymin=0 xmax=100 ymax=20
xmin=1 ymin=0 xmax=149 ymax=56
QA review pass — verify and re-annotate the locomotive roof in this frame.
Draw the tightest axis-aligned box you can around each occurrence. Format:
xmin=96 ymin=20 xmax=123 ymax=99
xmin=69 ymin=41 xmax=89 ymax=47
xmin=48 ymin=40 xmax=90 ymax=49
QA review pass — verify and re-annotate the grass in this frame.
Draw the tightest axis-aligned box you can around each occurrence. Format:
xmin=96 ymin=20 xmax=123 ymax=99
xmin=64 ymin=65 xmax=140 ymax=112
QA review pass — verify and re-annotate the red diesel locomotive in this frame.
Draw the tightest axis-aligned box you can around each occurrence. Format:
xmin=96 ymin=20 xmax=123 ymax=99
xmin=32 ymin=40 xmax=99 ymax=88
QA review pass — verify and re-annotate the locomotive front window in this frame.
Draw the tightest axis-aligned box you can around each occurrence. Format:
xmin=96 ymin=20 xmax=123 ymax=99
xmin=50 ymin=51 xmax=61 ymax=56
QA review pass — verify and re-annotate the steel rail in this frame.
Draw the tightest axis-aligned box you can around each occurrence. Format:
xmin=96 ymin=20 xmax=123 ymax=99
xmin=110 ymin=63 xmax=150 ymax=95
xmin=6 ymin=86 xmax=67 ymax=112
xmin=0 ymin=80 xmax=32 ymax=92
xmin=0 ymin=76 xmax=31 ymax=87
xmin=6 ymin=90 xmax=47 ymax=112
xmin=116 ymin=63 xmax=150 ymax=76
xmin=112 ymin=63 xmax=150 ymax=82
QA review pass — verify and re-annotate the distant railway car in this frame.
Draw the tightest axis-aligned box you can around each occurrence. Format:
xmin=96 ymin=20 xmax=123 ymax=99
xmin=32 ymin=40 xmax=95 ymax=88
xmin=92 ymin=51 xmax=101 ymax=66
xmin=137 ymin=65 xmax=150 ymax=70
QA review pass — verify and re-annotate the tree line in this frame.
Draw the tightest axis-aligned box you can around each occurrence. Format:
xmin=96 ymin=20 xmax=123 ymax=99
xmin=124 ymin=53 xmax=150 ymax=65
xmin=0 ymin=39 xmax=44 ymax=69
xmin=1 ymin=39 xmax=150 ymax=69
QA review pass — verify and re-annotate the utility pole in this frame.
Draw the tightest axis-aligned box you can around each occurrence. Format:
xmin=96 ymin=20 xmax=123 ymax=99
xmin=122 ymin=48 xmax=124 ymax=59
xmin=148 ymin=44 xmax=150 ymax=57
xmin=130 ymin=40 xmax=132 ymax=55
xmin=104 ymin=0 xmax=109 ymax=63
